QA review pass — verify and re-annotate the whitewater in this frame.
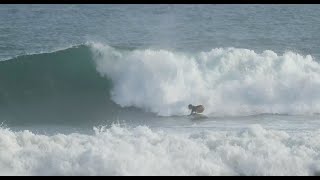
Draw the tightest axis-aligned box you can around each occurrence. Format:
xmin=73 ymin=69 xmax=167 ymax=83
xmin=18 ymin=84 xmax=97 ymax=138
xmin=1 ymin=4 xmax=320 ymax=176
xmin=91 ymin=42 xmax=320 ymax=117
xmin=1 ymin=124 xmax=320 ymax=176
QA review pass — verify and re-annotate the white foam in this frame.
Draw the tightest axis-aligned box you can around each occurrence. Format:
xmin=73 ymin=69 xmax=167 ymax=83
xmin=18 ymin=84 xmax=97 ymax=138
xmin=0 ymin=125 xmax=319 ymax=175
xmin=90 ymin=42 xmax=320 ymax=116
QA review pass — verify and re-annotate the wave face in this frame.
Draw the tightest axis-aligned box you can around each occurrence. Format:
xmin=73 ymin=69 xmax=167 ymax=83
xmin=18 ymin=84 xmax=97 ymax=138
xmin=0 ymin=124 xmax=319 ymax=175
xmin=91 ymin=43 xmax=320 ymax=116
xmin=0 ymin=45 xmax=120 ymax=126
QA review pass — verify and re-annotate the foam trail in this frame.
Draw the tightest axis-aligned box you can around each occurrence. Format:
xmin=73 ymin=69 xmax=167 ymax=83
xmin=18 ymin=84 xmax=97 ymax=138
xmin=0 ymin=125 xmax=319 ymax=175
xmin=90 ymin=42 xmax=320 ymax=116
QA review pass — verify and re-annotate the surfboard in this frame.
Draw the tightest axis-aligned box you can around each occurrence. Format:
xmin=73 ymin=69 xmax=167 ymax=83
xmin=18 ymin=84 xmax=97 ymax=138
xmin=188 ymin=113 xmax=208 ymax=120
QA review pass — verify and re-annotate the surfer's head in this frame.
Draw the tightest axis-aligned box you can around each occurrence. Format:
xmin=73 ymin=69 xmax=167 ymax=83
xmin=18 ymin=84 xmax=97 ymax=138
xmin=188 ymin=104 xmax=193 ymax=109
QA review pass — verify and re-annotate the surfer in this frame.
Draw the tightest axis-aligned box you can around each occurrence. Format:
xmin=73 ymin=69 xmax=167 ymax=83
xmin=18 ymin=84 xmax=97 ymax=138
xmin=188 ymin=104 xmax=205 ymax=115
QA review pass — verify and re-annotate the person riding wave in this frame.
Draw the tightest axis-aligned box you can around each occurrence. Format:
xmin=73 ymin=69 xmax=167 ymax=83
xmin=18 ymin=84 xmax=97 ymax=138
xmin=188 ymin=104 xmax=205 ymax=115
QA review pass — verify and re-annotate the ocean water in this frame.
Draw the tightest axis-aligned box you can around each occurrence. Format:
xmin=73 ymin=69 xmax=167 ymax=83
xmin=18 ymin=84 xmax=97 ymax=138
xmin=1 ymin=4 xmax=320 ymax=175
